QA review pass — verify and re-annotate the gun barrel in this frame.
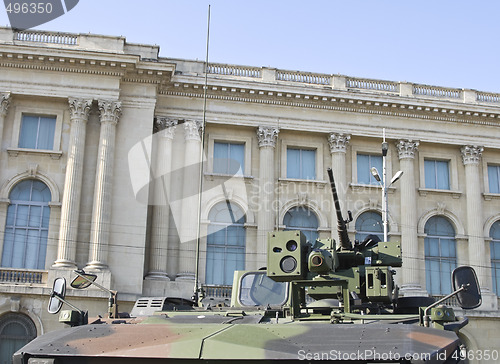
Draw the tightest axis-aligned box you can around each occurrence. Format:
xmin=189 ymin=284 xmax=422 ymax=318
xmin=327 ymin=168 xmax=352 ymax=250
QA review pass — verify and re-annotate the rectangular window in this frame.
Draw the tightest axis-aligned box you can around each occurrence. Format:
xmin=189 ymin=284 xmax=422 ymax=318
xmin=18 ymin=115 xmax=56 ymax=150
xmin=357 ymin=154 xmax=382 ymax=185
xmin=488 ymin=165 xmax=500 ymax=194
xmin=287 ymin=148 xmax=316 ymax=180
xmin=424 ymin=159 xmax=450 ymax=190
xmin=213 ymin=142 xmax=245 ymax=175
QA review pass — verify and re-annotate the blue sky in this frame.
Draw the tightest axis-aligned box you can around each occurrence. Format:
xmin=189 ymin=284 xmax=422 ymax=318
xmin=2 ymin=0 xmax=500 ymax=93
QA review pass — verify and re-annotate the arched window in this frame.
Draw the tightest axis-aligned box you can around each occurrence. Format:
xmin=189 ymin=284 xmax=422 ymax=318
xmin=206 ymin=202 xmax=246 ymax=285
xmin=283 ymin=206 xmax=318 ymax=243
xmin=1 ymin=179 xmax=51 ymax=269
xmin=490 ymin=220 xmax=500 ymax=296
xmin=424 ymin=216 xmax=457 ymax=295
xmin=355 ymin=211 xmax=383 ymax=243
xmin=0 ymin=313 xmax=37 ymax=364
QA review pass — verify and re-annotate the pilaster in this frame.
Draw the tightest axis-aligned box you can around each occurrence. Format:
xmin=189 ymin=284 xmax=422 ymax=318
xmin=396 ymin=140 xmax=426 ymax=296
xmin=461 ymin=145 xmax=490 ymax=292
xmin=53 ymin=98 xmax=92 ymax=268
xmin=86 ymin=100 xmax=121 ymax=271
xmin=146 ymin=117 xmax=177 ymax=280
xmin=256 ymin=126 xmax=279 ymax=267
xmin=0 ymin=92 xmax=11 ymax=153
xmin=177 ymin=119 xmax=203 ymax=280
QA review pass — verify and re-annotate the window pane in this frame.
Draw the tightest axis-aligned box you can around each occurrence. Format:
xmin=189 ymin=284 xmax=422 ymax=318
xmin=213 ymin=142 xmax=229 ymax=174
xmin=229 ymin=143 xmax=245 ymax=175
xmin=357 ymin=154 xmax=370 ymax=184
xmin=18 ymin=116 xmax=39 ymax=149
xmin=371 ymin=156 xmax=383 ymax=183
xmin=287 ymin=148 xmax=300 ymax=179
xmin=488 ymin=165 xmax=500 ymax=194
xmin=301 ymin=149 xmax=316 ymax=180
xmin=436 ymin=160 xmax=450 ymax=190
xmin=424 ymin=160 xmax=436 ymax=188
xmin=37 ymin=117 xmax=56 ymax=149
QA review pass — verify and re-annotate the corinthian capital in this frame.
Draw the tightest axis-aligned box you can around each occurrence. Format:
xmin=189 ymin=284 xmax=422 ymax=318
xmin=328 ymin=133 xmax=351 ymax=153
xmin=183 ymin=119 xmax=203 ymax=141
xmin=68 ymin=97 xmax=92 ymax=122
xmin=461 ymin=145 xmax=483 ymax=165
xmin=396 ymin=139 xmax=419 ymax=160
xmin=154 ymin=117 xmax=178 ymax=139
xmin=1 ymin=92 xmax=11 ymax=117
xmin=98 ymin=100 xmax=122 ymax=124
xmin=257 ymin=126 xmax=279 ymax=148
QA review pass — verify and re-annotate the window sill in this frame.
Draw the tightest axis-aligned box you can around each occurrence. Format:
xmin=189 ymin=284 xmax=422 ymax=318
xmin=418 ymin=188 xmax=462 ymax=199
xmin=204 ymin=172 xmax=254 ymax=180
xmin=278 ymin=178 xmax=327 ymax=188
xmin=7 ymin=147 xmax=63 ymax=160
xmin=483 ymin=193 xmax=500 ymax=201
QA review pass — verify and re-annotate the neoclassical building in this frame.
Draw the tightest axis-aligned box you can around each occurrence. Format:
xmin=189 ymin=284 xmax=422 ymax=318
xmin=0 ymin=27 xmax=499 ymax=361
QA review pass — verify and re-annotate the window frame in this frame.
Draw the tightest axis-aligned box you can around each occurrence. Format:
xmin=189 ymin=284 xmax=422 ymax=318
xmin=286 ymin=147 xmax=317 ymax=180
xmin=351 ymin=145 xmax=393 ymax=187
xmin=8 ymin=106 xmax=64 ymax=158
xmin=418 ymin=152 xmax=459 ymax=192
xmin=485 ymin=163 xmax=500 ymax=194
xmin=280 ymin=139 xmax=323 ymax=181
xmin=490 ymin=220 xmax=500 ymax=296
xmin=207 ymin=133 xmax=252 ymax=176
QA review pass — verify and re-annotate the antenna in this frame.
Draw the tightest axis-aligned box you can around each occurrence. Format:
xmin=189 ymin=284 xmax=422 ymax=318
xmin=193 ymin=4 xmax=211 ymax=303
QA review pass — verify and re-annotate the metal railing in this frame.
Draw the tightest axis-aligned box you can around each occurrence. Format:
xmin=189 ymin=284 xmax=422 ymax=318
xmin=0 ymin=268 xmax=47 ymax=284
xmin=202 ymin=285 xmax=232 ymax=298
xmin=431 ymin=294 xmax=460 ymax=307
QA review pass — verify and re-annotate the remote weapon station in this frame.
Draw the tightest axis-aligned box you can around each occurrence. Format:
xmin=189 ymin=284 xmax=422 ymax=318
xmin=14 ymin=168 xmax=481 ymax=363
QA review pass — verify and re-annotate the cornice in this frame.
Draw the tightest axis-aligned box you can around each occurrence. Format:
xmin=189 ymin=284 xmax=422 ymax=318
xmin=161 ymin=82 xmax=500 ymax=127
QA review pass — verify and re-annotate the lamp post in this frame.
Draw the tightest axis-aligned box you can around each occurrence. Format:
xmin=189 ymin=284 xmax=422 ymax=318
xmin=370 ymin=131 xmax=403 ymax=242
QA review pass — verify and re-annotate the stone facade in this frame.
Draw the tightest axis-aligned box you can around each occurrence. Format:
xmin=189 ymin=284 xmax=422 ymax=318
xmin=0 ymin=27 xmax=499 ymax=362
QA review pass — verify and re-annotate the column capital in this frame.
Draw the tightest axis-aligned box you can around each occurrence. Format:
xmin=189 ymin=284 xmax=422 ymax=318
xmin=396 ymin=139 xmax=419 ymax=160
xmin=183 ymin=119 xmax=203 ymax=141
xmin=257 ymin=126 xmax=279 ymax=148
xmin=98 ymin=100 xmax=122 ymax=124
xmin=461 ymin=145 xmax=483 ymax=165
xmin=328 ymin=133 xmax=350 ymax=153
xmin=155 ymin=117 xmax=178 ymax=138
xmin=1 ymin=92 xmax=11 ymax=117
xmin=68 ymin=97 xmax=92 ymax=121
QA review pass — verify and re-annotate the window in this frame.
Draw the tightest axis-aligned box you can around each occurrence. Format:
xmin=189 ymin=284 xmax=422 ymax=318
xmin=206 ymin=202 xmax=246 ymax=285
xmin=213 ymin=142 xmax=245 ymax=175
xmin=488 ymin=165 xmax=500 ymax=194
xmin=287 ymin=148 xmax=316 ymax=180
xmin=357 ymin=154 xmax=382 ymax=185
xmin=18 ymin=115 xmax=56 ymax=150
xmin=424 ymin=159 xmax=450 ymax=190
xmin=283 ymin=206 xmax=318 ymax=243
xmin=424 ymin=216 xmax=456 ymax=295
xmin=490 ymin=221 xmax=500 ymax=296
xmin=0 ymin=313 xmax=37 ymax=364
xmin=355 ymin=211 xmax=383 ymax=243
xmin=1 ymin=180 xmax=51 ymax=269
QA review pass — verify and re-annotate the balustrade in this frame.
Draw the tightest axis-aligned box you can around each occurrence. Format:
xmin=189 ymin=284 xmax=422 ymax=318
xmin=207 ymin=64 xmax=261 ymax=78
xmin=0 ymin=268 xmax=47 ymax=284
xmin=413 ymin=85 xmax=461 ymax=99
xmin=346 ymin=78 xmax=398 ymax=92
xmin=15 ymin=30 xmax=78 ymax=45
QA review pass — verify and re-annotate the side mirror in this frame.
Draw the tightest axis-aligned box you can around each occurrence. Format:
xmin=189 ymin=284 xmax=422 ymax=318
xmin=70 ymin=270 xmax=97 ymax=289
xmin=48 ymin=277 xmax=66 ymax=314
xmin=452 ymin=266 xmax=481 ymax=309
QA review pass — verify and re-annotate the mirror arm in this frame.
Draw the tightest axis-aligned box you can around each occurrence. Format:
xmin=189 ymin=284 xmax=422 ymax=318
xmin=73 ymin=270 xmax=119 ymax=318
xmin=423 ymin=284 xmax=468 ymax=327
xmin=50 ymin=291 xmax=83 ymax=314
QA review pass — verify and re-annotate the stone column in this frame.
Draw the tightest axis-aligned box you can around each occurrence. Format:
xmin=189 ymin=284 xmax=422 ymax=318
xmin=85 ymin=100 xmax=121 ymax=270
xmin=256 ymin=126 xmax=279 ymax=266
xmin=146 ymin=117 xmax=177 ymax=280
xmin=328 ymin=133 xmax=350 ymax=235
xmin=396 ymin=140 xmax=425 ymax=295
xmin=177 ymin=120 xmax=203 ymax=280
xmin=53 ymin=98 xmax=92 ymax=268
xmin=0 ymin=92 xmax=11 ymax=152
xmin=461 ymin=145 xmax=489 ymax=290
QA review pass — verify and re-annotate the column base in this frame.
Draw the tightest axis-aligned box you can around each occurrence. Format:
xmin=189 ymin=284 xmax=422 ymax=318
xmin=399 ymin=284 xmax=428 ymax=297
xmin=176 ymin=272 xmax=195 ymax=281
xmin=52 ymin=259 xmax=77 ymax=269
xmin=145 ymin=271 xmax=171 ymax=281
xmin=84 ymin=261 xmax=109 ymax=271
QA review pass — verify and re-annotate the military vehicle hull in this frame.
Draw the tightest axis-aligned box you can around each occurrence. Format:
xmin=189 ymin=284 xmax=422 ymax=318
xmin=14 ymin=316 xmax=462 ymax=363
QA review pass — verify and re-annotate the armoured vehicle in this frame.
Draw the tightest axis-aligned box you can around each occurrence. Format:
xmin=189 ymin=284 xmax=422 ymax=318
xmin=13 ymin=168 xmax=482 ymax=363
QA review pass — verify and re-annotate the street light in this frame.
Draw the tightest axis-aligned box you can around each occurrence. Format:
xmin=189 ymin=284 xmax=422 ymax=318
xmin=370 ymin=131 xmax=403 ymax=242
